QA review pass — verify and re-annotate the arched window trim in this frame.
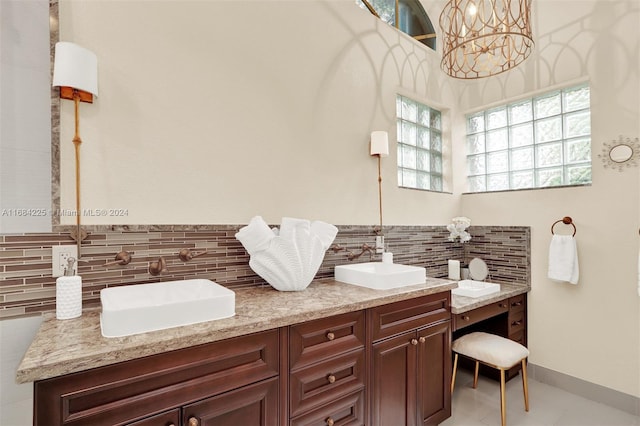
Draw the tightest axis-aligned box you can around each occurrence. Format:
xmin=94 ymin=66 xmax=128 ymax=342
xmin=358 ymin=0 xmax=437 ymax=50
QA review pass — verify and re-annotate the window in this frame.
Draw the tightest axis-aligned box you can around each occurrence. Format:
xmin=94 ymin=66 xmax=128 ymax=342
xmin=356 ymin=0 xmax=436 ymax=50
xmin=396 ymin=95 xmax=443 ymax=191
xmin=466 ymin=84 xmax=591 ymax=192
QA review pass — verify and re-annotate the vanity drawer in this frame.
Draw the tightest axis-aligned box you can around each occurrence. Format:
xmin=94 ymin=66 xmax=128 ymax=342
xmin=290 ymin=390 xmax=365 ymax=426
xmin=509 ymin=294 xmax=526 ymax=313
xmin=509 ymin=329 xmax=526 ymax=346
xmin=290 ymin=349 xmax=365 ymax=417
xmin=509 ymin=310 xmax=525 ymax=334
xmin=453 ymin=300 xmax=509 ymax=331
xmin=290 ymin=311 xmax=365 ymax=371
xmin=369 ymin=293 xmax=450 ymax=342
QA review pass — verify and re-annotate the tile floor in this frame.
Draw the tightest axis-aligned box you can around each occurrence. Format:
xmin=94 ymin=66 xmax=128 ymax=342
xmin=443 ymin=369 xmax=640 ymax=426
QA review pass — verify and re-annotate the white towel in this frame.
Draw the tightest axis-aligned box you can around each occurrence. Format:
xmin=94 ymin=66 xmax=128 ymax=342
xmin=280 ymin=217 xmax=310 ymax=241
xmin=235 ymin=216 xmax=275 ymax=256
xmin=548 ymin=235 xmax=579 ymax=284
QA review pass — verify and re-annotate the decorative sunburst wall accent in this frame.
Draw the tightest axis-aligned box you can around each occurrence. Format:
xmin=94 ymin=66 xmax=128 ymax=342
xmin=598 ymin=136 xmax=640 ymax=172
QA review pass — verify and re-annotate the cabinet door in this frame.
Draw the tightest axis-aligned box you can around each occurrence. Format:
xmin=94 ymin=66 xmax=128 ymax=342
xmin=183 ymin=377 xmax=279 ymax=426
xmin=417 ymin=321 xmax=451 ymax=426
xmin=370 ymin=331 xmax=417 ymax=426
xmin=126 ymin=409 xmax=180 ymax=426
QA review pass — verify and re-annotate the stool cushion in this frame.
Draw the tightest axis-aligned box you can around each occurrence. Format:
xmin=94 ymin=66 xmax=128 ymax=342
xmin=452 ymin=332 xmax=529 ymax=369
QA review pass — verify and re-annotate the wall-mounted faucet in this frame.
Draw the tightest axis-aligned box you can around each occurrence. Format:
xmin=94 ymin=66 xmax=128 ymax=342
xmin=178 ymin=248 xmax=209 ymax=262
xmin=105 ymin=251 xmax=133 ymax=267
xmin=347 ymin=244 xmax=374 ymax=261
xmin=148 ymin=257 xmax=168 ymax=276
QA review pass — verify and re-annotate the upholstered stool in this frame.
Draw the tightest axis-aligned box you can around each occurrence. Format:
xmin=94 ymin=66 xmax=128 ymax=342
xmin=451 ymin=332 xmax=530 ymax=426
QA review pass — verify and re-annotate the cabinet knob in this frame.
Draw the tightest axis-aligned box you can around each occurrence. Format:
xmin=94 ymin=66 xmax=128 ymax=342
xmin=511 ymin=320 xmax=523 ymax=326
xmin=462 ymin=315 xmax=470 ymax=321
xmin=499 ymin=303 xmax=507 ymax=308
xmin=512 ymin=301 xmax=522 ymax=307
xmin=410 ymin=338 xmax=418 ymax=345
xmin=327 ymin=374 xmax=336 ymax=384
xmin=326 ymin=331 xmax=335 ymax=341
xmin=188 ymin=417 xmax=199 ymax=426
xmin=418 ymin=336 xmax=426 ymax=343
xmin=326 ymin=417 xmax=335 ymax=426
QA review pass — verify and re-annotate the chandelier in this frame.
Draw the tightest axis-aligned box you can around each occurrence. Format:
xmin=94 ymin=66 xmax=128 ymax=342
xmin=439 ymin=0 xmax=534 ymax=79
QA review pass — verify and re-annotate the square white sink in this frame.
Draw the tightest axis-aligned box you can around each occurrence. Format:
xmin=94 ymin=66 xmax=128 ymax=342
xmin=334 ymin=262 xmax=426 ymax=290
xmin=100 ymin=279 xmax=235 ymax=338
xmin=451 ymin=279 xmax=501 ymax=298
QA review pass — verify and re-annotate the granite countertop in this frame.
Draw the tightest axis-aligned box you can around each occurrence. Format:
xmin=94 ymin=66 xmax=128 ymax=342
xmin=451 ymin=282 xmax=529 ymax=314
xmin=16 ymin=277 xmax=456 ymax=384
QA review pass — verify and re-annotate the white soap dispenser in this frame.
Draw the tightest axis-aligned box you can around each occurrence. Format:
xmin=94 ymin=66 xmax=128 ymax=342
xmin=382 ymin=245 xmax=393 ymax=264
xmin=56 ymin=257 xmax=82 ymax=320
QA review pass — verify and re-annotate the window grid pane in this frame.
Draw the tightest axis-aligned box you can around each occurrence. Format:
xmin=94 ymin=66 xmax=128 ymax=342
xmin=397 ymin=95 xmax=443 ymax=192
xmin=466 ymin=84 xmax=591 ymax=193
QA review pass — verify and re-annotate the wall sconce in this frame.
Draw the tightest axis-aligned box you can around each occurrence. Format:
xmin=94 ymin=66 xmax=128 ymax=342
xmin=370 ymin=131 xmax=389 ymax=251
xmin=52 ymin=42 xmax=98 ymax=259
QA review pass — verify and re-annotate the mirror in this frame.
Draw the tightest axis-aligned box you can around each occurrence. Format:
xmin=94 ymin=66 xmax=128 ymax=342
xmin=609 ymin=144 xmax=633 ymax=163
xmin=600 ymin=136 xmax=640 ymax=172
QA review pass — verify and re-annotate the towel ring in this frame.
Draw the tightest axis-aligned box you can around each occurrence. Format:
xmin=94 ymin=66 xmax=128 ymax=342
xmin=551 ymin=216 xmax=576 ymax=236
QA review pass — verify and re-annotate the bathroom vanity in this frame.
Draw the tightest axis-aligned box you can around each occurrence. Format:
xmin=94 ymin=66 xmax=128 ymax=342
xmin=451 ymin=284 xmax=528 ymax=381
xmin=18 ymin=279 xmax=456 ymax=426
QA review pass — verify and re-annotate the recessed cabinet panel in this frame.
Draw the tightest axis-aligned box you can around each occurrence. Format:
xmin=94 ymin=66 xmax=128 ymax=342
xmin=290 ymin=311 xmax=365 ymax=371
xmin=126 ymin=409 xmax=180 ymax=426
xmin=371 ymin=332 xmax=417 ymax=426
xmin=369 ymin=294 xmax=450 ymax=342
xmin=290 ymin=350 xmax=365 ymax=417
xmin=289 ymin=390 xmax=365 ymax=426
xmin=418 ymin=322 xmax=452 ymax=425
xmin=183 ymin=377 xmax=279 ymax=426
xmin=34 ymin=330 xmax=279 ymax=425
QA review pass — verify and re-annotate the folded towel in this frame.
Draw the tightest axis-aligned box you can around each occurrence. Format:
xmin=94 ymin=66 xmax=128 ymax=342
xmin=311 ymin=220 xmax=338 ymax=250
xmin=548 ymin=235 xmax=579 ymax=284
xmin=235 ymin=216 xmax=275 ymax=256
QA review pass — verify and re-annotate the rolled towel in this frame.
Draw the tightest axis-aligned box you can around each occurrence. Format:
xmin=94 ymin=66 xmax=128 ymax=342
xmin=235 ymin=216 xmax=275 ymax=256
xmin=548 ymin=234 xmax=579 ymax=284
xmin=311 ymin=220 xmax=338 ymax=250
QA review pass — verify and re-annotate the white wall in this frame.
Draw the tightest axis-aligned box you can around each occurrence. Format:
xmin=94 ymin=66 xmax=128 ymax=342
xmin=0 ymin=316 xmax=42 ymax=426
xmin=57 ymin=0 xmax=461 ymax=227
xmin=0 ymin=0 xmax=52 ymax=233
xmin=459 ymin=0 xmax=640 ymax=397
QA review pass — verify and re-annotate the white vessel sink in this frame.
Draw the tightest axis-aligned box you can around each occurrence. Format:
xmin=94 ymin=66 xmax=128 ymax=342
xmin=334 ymin=262 xmax=426 ymax=290
xmin=100 ymin=279 xmax=235 ymax=338
xmin=451 ymin=279 xmax=500 ymax=298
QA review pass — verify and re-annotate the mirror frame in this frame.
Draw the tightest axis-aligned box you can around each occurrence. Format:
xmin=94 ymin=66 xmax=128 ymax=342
xmin=599 ymin=136 xmax=640 ymax=172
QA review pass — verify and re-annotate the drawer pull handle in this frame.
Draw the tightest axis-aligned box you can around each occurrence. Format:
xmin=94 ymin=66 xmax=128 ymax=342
xmin=419 ymin=336 xmax=426 ymax=343
xmin=512 ymin=301 xmax=522 ymax=307
xmin=326 ymin=417 xmax=335 ymax=426
xmin=327 ymin=374 xmax=336 ymax=383
xmin=188 ymin=418 xmax=199 ymax=426
xmin=499 ymin=303 xmax=507 ymax=308
xmin=511 ymin=320 xmax=523 ymax=326
xmin=326 ymin=331 xmax=335 ymax=341
xmin=410 ymin=338 xmax=418 ymax=345
xmin=462 ymin=315 xmax=470 ymax=321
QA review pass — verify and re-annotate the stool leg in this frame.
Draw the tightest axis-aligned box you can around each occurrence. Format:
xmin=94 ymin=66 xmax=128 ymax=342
xmin=473 ymin=361 xmax=479 ymax=389
xmin=451 ymin=353 xmax=458 ymax=394
xmin=500 ymin=369 xmax=507 ymax=426
xmin=521 ymin=358 xmax=530 ymax=412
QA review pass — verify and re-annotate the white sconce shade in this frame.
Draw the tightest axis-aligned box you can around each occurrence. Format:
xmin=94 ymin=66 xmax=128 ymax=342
xmin=370 ymin=131 xmax=389 ymax=157
xmin=52 ymin=42 xmax=98 ymax=96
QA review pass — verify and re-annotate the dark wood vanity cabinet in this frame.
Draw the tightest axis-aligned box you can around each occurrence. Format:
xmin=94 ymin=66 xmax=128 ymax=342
xmin=33 ymin=329 xmax=280 ymax=426
xmin=369 ymin=293 xmax=452 ymax=426
xmin=33 ymin=292 xmax=453 ymax=426
xmin=452 ymin=292 xmax=528 ymax=381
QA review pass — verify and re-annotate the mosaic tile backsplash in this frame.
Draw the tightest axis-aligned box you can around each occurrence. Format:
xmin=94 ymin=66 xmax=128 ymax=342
xmin=0 ymin=225 xmax=529 ymax=319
